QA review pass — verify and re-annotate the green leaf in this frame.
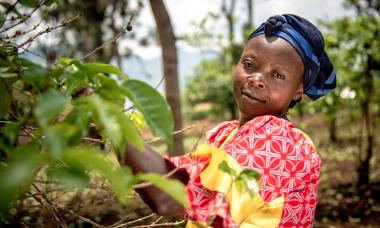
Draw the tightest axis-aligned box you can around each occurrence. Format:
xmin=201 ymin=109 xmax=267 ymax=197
xmin=138 ymin=173 xmax=189 ymax=207
xmin=23 ymin=64 xmax=48 ymax=86
xmin=62 ymin=147 xmax=135 ymax=203
xmin=19 ymin=0 xmax=39 ymax=7
xmin=0 ymin=143 xmax=43 ymax=215
xmin=64 ymin=105 xmax=92 ymax=137
xmin=50 ymin=166 xmax=89 ymax=188
xmin=0 ymin=12 xmax=5 ymax=28
xmin=84 ymin=63 xmax=128 ymax=80
xmin=126 ymin=111 xmax=146 ymax=131
xmin=42 ymin=123 xmax=81 ymax=159
xmin=123 ymin=80 xmax=174 ymax=150
xmin=218 ymin=160 xmax=236 ymax=177
xmin=0 ymin=43 xmax=17 ymax=57
xmin=84 ymin=96 xmax=144 ymax=152
xmin=0 ymin=80 xmax=11 ymax=119
xmin=235 ymin=169 xmax=261 ymax=198
xmin=34 ymin=90 xmax=69 ymax=126
xmin=93 ymin=73 xmax=125 ymax=105
xmin=3 ymin=122 xmax=21 ymax=145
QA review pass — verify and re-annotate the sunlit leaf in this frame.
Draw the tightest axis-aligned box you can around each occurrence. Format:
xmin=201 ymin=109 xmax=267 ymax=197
xmin=0 ymin=143 xmax=43 ymax=215
xmin=126 ymin=111 xmax=145 ymax=131
xmin=84 ymin=63 xmax=128 ymax=80
xmin=138 ymin=173 xmax=189 ymax=207
xmin=34 ymin=90 xmax=69 ymax=126
xmin=123 ymin=80 xmax=174 ymax=150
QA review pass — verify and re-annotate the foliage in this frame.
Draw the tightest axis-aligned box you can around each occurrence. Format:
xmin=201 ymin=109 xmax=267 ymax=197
xmin=0 ymin=1 xmax=187 ymax=222
xmin=218 ymin=160 xmax=261 ymax=198
xmin=185 ymin=58 xmax=237 ymax=120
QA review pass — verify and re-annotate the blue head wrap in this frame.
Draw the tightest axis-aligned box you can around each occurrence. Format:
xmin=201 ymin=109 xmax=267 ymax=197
xmin=248 ymin=14 xmax=336 ymax=100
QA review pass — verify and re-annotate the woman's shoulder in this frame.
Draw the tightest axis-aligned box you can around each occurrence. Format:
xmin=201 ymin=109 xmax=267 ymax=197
xmin=240 ymin=115 xmax=317 ymax=150
xmin=205 ymin=120 xmax=239 ymax=146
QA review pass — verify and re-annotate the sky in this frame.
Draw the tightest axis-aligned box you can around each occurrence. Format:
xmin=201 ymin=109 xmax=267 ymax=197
xmin=126 ymin=0 xmax=354 ymax=59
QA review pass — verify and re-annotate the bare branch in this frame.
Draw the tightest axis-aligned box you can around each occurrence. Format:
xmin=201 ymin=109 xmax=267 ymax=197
xmin=15 ymin=13 xmax=82 ymax=49
xmin=130 ymin=220 xmax=186 ymax=228
xmin=110 ymin=213 xmax=155 ymax=228
xmin=155 ymin=74 xmax=165 ymax=90
xmin=0 ymin=0 xmax=44 ymax=34
xmin=133 ymin=167 xmax=180 ymax=189
xmin=2 ymin=13 xmax=47 ymax=40
xmin=145 ymin=125 xmax=195 ymax=144
xmin=81 ymin=15 xmax=134 ymax=61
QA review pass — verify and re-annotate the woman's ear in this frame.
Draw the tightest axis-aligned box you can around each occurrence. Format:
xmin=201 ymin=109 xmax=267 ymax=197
xmin=292 ymin=84 xmax=304 ymax=101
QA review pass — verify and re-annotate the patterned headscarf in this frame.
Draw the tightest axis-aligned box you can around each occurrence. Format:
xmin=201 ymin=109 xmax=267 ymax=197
xmin=248 ymin=14 xmax=336 ymax=100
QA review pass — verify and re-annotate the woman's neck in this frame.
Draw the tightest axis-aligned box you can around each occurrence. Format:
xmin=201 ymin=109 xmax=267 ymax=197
xmin=239 ymin=113 xmax=289 ymax=126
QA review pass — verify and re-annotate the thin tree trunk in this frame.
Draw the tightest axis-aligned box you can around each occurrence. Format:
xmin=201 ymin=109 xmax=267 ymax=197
xmin=357 ymin=63 xmax=374 ymax=195
xmin=149 ymin=0 xmax=184 ymax=155
xmin=247 ymin=0 xmax=253 ymax=27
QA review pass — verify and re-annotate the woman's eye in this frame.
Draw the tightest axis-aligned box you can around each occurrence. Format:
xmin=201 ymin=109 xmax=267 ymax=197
xmin=242 ymin=60 xmax=255 ymax=69
xmin=273 ymin=72 xmax=285 ymax=79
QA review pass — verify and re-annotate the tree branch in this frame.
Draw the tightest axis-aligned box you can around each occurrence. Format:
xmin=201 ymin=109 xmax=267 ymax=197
xmin=0 ymin=0 xmax=44 ymax=34
xmin=15 ymin=13 xmax=82 ymax=49
xmin=81 ymin=15 xmax=134 ymax=61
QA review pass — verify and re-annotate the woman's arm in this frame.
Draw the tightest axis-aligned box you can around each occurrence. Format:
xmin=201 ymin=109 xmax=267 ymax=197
xmin=121 ymin=143 xmax=189 ymax=216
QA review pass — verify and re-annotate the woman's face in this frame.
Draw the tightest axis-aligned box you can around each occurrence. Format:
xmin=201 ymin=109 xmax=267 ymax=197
xmin=234 ymin=34 xmax=304 ymax=125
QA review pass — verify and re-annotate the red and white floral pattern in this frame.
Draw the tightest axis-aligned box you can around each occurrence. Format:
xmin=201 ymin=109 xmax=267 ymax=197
xmin=168 ymin=115 xmax=320 ymax=227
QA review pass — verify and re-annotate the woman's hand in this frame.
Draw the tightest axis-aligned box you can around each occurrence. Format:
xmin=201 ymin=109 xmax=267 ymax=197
xmin=120 ymin=142 xmax=188 ymax=216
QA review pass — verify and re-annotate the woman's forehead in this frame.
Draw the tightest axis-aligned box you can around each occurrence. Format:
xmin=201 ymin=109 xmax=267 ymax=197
xmin=243 ymin=35 xmax=303 ymax=65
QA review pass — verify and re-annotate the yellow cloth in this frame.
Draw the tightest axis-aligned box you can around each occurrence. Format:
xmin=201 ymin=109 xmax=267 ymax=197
xmin=187 ymin=144 xmax=284 ymax=227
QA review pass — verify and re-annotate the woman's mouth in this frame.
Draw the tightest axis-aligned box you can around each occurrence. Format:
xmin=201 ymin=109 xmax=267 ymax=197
xmin=241 ymin=91 xmax=267 ymax=103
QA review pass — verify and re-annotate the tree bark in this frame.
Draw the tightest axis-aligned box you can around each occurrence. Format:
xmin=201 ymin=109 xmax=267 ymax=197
xmin=357 ymin=59 xmax=374 ymax=195
xmin=149 ymin=0 xmax=184 ymax=155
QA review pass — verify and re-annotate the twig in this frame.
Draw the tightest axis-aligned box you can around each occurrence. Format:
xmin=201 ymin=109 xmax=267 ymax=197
xmin=108 ymin=215 xmax=131 ymax=228
xmin=2 ymin=13 xmax=46 ymax=40
xmin=151 ymin=216 xmax=163 ymax=225
xmin=32 ymin=184 xmax=68 ymax=228
xmin=133 ymin=167 xmax=179 ymax=189
xmin=82 ymin=137 xmax=104 ymax=143
xmin=145 ymin=125 xmax=195 ymax=144
xmin=16 ymin=13 xmax=82 ymax=49
xmin=191 ymin=126 xmax=204 ymax=152
xmin=154 ymin=74 xmax=165 ymax=90
xmin=3 ymin=0 xmax=20 ymax=15
xmin=65 ymin=208 xmax=104 ymax=228
xmin=110 ymin=213 xmax=155 ymax=228
xmin=130 ymin=220 xmax=186 ymax=228
xmin=0 ymin=0 xmax=44 ymax=33
xmin=81 ymin=15 xmax=134 ymax=60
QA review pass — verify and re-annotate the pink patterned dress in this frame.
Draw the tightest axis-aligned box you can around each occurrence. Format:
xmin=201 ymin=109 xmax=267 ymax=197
xmin=167 ymin=115 xmax=320 ymax=227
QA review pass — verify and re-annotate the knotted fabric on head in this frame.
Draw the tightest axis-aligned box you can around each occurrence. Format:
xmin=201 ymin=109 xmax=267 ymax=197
xmin=248 ymin=14 xmax=336 ymax=100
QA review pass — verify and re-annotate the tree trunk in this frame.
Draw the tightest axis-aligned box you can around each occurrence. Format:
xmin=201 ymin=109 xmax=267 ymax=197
xmin=149 ymin=0 xmax=184 ymax=155
xmin=357 ymin=62 xmax=374 ymax=195
xmin=329 ymin=115 xmax=337 ymax=143
xmin=247 ymin=0 xmax=253 ymax=27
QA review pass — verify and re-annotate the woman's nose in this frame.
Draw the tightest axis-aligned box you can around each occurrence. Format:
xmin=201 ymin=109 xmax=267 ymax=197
xmin=248 ymin=75 xmax=265 ymax=88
